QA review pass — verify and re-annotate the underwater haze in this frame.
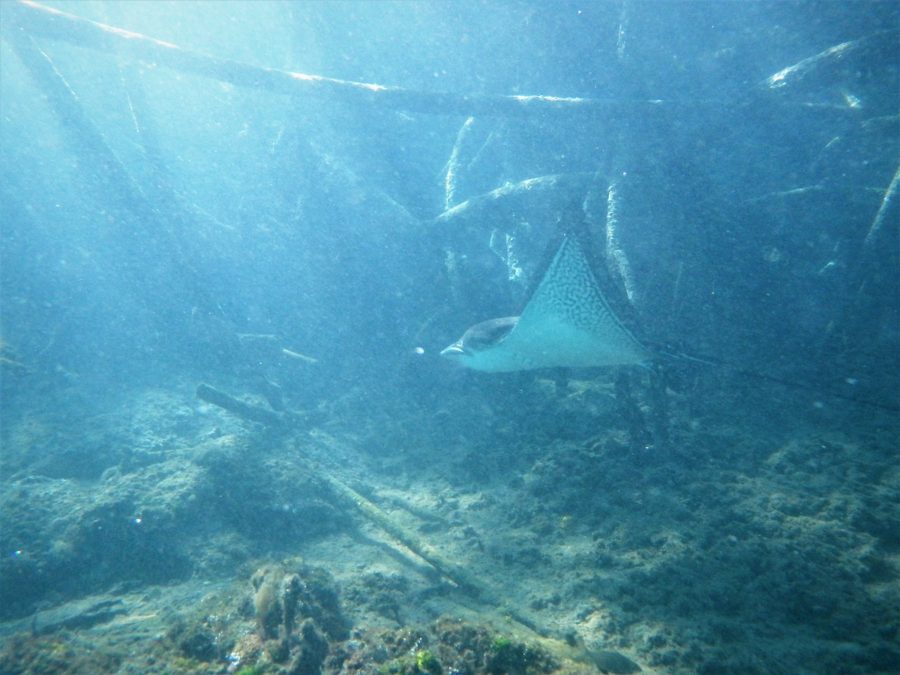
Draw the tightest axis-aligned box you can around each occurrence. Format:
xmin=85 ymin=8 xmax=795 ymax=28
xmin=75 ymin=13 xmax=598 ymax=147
xmin=1 ymin=1 xmax=898 ymax=673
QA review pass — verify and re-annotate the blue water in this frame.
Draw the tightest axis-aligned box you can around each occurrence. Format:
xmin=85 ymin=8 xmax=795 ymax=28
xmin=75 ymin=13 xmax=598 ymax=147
xmin=2 ymin=1 xmax=898 ymax=400
xmin=1 ymin=1 xmax=898 ymax=673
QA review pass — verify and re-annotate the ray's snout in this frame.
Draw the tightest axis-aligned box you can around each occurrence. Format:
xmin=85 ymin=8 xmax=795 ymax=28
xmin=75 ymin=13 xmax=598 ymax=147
xmin=440 ymin=341 xmax=465 ymax=358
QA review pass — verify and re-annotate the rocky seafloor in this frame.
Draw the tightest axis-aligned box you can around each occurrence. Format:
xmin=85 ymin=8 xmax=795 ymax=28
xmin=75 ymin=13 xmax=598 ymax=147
xmin=1 ymin=371 xmax=898 ymax=674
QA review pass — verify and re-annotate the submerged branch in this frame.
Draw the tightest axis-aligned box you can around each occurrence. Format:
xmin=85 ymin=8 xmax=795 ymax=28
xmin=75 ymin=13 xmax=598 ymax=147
xmin=196 ymin=383 xmax=288 ymax=427
xmin=5 ymin=0 xmax=666 ymax=118
xmin=444 ymin=116 xmax=476 ymax=209
xmin=763 ymin=30 xmax=898 ymax=91
xmin=863 ymin=162 xmax=900 ymax=249
xmin=434 ymin=173 xmax=595 ymax=226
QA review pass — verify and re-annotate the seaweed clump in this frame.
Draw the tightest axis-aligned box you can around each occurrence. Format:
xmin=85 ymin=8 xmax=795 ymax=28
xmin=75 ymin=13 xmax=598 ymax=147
xmin=246 ymin=562 xmax=347 ymax=672
xmin=331 ymin=618 xmax=557 ymax=674
xmin=485 ymin=634 xmax=553 ymax=674
xmin=0 ymin=633 xmax=122 ymax=674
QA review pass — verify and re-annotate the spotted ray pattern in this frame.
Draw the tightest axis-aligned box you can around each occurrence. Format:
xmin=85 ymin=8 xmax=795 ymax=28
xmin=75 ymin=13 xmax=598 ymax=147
xmin=462 ymin=235 xmax=649 ymax=371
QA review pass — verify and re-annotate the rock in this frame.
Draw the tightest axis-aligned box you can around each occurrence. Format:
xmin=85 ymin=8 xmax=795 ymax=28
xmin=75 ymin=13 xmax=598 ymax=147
xmin=173 ymin=622 xmax=218 ymax=662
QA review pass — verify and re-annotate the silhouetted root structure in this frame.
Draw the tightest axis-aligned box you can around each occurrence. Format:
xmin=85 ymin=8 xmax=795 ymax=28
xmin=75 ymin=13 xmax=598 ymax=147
xmin=4 ymin=0 xmax=664 ymax=119
xmin=8 ymin=0 xmax=880 ymax=120
xmin=3 ymin=10 xmax=224 ymax=327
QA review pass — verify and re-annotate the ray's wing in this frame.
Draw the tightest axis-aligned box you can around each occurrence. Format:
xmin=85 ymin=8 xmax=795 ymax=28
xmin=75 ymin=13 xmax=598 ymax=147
xmin=499 ymin=235 xmax=649 ymax=369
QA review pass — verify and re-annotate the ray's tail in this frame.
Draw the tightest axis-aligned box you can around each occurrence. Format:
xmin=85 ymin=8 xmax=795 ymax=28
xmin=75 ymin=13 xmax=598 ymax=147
xmin=648 ymin=341 xmax=900 ymax=414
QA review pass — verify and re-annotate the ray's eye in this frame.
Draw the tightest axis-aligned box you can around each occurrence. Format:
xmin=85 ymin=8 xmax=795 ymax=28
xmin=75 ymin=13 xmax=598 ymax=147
xmin=483 ymin=322 xmax=515 ymax=344
xmin=465 ymin=335 xmax=489 ymax=350
xmin=465 ymin=320 xmax=515 ymax=350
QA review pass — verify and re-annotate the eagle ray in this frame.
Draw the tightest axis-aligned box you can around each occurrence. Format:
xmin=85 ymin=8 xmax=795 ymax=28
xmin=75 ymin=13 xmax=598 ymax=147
xmin=441 ymin=234 xmax=649 ymax=372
